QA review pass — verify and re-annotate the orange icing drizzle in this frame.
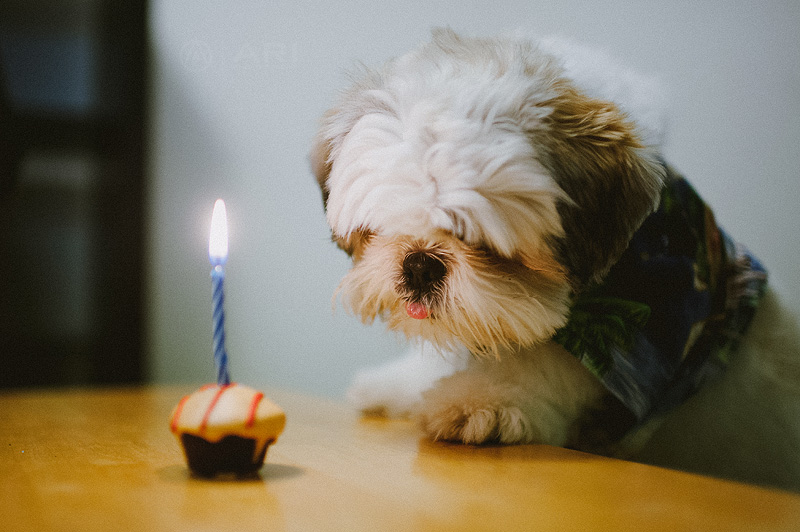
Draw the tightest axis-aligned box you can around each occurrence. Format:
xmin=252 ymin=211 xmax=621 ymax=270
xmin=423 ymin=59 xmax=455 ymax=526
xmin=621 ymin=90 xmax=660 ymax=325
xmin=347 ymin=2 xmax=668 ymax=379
xmin=199 ymin=383 xmax=234 ymax=435
xmin=245 ymin=392 xmax=264 ymax=428
xmin=170 ymin=394 xmax=191 ymax=433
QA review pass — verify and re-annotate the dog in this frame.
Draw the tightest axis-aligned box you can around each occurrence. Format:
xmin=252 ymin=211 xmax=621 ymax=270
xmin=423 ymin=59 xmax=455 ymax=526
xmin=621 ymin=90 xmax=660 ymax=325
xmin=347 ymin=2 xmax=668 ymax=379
xmin=310 ymin=29 xmax=800 ymax=489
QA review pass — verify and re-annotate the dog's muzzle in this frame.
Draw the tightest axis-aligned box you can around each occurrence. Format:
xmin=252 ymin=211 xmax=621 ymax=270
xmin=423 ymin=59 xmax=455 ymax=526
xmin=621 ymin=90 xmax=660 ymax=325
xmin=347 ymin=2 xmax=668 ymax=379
xmin=403 ymin=251 xmax=447 ymax=291
xmin=400 ymin=251 xmax=447 ymax=319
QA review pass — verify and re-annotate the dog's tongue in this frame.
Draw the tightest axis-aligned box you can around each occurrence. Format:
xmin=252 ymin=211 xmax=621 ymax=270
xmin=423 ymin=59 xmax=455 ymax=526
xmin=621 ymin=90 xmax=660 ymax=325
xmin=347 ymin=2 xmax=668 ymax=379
xmin=406 ymin=302 xmax=429 ymax=320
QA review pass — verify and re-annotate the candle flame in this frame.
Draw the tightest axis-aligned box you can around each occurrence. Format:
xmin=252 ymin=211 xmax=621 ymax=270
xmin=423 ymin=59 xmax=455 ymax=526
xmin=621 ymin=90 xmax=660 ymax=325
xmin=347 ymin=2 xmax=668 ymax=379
xmin=209 ymin=199 xmax=228 ymax=264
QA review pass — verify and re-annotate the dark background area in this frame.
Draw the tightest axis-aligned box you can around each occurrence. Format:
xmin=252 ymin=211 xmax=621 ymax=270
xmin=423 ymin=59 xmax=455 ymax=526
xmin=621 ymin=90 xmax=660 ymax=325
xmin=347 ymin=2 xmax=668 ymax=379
xmin=0 ymin=0 xmax=148 ymax=388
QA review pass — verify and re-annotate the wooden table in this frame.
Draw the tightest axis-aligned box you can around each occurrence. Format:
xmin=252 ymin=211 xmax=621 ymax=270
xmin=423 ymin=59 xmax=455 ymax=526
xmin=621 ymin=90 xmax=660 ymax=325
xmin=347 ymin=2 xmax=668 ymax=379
xmin=2 ymin=386 xmax=799 ymax=531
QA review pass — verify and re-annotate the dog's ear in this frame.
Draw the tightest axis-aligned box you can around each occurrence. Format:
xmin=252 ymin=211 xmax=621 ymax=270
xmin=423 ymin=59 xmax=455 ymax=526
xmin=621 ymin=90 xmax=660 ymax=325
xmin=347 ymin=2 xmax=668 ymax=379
xmin=310 ymin=69 xmax=387 ymax=213
xmin=310 ymin=122 xmax=363 ymax=257
xmin=531 ymin=84 xmax=665 ymax=288
xmin=310 ymin=116 xmax=335 ymax=209
xmin=311 ymin=81 xmax=388 ymax=258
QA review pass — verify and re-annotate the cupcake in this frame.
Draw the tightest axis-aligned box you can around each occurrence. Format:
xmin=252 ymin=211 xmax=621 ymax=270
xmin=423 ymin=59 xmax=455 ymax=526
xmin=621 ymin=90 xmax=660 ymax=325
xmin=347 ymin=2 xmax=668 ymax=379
xmin=170 ymin=383 xmax=286 ymax=477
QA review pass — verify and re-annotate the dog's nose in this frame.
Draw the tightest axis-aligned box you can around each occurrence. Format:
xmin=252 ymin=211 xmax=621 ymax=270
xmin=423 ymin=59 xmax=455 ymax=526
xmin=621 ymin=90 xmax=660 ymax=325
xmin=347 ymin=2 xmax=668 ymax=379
xmin=402 ymin=251 xmax=447 ymax=293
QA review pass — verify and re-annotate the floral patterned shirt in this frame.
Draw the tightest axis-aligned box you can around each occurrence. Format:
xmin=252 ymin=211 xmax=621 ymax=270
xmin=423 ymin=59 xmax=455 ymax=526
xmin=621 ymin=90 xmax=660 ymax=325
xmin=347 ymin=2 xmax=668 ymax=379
xmin=555 ymin=164 xmax=768 ymax=425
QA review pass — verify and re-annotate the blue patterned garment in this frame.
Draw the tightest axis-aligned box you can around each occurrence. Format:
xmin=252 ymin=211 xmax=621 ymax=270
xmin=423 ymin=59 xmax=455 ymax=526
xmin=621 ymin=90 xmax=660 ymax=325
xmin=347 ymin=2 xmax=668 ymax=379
xmin=555 ymin=164 xmax=768 ymax=423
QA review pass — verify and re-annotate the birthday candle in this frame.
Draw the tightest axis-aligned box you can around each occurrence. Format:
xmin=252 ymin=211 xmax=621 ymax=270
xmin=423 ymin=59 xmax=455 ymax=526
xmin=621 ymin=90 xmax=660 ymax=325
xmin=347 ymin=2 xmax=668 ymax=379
xmin=209 ymin=199 xmax=231 ymax=386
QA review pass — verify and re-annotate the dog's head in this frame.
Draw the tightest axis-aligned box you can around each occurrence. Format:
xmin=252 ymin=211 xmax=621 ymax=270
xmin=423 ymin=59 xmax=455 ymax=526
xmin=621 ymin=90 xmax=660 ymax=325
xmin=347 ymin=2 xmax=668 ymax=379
xmin=311 ymin=30 xmax=665 ymax=355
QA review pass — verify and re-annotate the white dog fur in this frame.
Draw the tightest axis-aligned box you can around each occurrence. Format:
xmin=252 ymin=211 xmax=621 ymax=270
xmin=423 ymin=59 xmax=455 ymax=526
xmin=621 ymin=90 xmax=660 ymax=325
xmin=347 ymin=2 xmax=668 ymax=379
xmin=311 ymin=29 xmax=800 ymax=490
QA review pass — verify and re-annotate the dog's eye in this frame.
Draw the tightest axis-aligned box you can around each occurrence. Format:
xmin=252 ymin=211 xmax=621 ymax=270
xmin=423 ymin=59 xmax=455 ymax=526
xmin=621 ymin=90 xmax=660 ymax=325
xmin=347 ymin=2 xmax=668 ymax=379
xmin=473 ymin=244 xmax=499 ymax=260
xmin=445 ymin=210 xmax=470 ymax=242
xmin=334 ymin=229 xmax=373 ymax=259
xmin=469 ymin=243 xmax=515 ymax=266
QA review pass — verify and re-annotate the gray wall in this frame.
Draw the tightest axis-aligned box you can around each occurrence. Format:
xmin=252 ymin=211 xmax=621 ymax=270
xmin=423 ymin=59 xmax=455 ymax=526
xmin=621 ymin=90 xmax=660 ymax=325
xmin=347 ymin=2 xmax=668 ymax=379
xmin=147 ymin=0 xmax=800 ymax=397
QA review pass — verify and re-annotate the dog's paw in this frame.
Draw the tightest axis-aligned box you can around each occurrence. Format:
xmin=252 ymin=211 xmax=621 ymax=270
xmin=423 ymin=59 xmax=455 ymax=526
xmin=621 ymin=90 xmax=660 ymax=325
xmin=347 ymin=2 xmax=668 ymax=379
xmin=420 ymin=403 xmax=535 ymax=444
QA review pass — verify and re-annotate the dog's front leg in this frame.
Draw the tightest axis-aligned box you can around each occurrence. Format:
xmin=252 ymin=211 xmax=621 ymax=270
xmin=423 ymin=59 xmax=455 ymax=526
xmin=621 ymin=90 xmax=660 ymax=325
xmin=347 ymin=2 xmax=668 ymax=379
xmin=419 ymin=341 xmax=606 ymax=446
xmin=347 ymin=342 xmax=469 ymax=418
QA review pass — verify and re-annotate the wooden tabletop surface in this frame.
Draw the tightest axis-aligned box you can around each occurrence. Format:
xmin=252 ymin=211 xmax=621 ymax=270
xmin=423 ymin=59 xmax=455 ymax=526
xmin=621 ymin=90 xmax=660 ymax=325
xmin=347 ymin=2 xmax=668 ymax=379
xmin=2 ymin=385 xmax=799 ymax=531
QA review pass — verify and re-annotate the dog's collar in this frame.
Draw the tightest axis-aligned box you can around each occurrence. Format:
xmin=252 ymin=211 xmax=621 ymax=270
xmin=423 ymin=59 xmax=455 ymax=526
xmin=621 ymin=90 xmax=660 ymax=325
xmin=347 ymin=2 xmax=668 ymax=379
xmin=554 ymin=165 xmax=768 ymax=425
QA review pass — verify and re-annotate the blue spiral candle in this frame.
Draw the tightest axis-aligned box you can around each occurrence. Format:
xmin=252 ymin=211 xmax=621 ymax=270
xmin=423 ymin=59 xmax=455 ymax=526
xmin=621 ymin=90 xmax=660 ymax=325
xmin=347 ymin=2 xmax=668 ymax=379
xmin=209 ymin=199 xmax=231 ymax=386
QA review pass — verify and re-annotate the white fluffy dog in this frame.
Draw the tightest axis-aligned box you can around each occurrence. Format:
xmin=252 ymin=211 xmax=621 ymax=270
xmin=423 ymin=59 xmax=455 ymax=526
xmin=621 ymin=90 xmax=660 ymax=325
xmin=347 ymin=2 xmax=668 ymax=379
xmin=311 ymin=29 xmax=800 ymax=489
